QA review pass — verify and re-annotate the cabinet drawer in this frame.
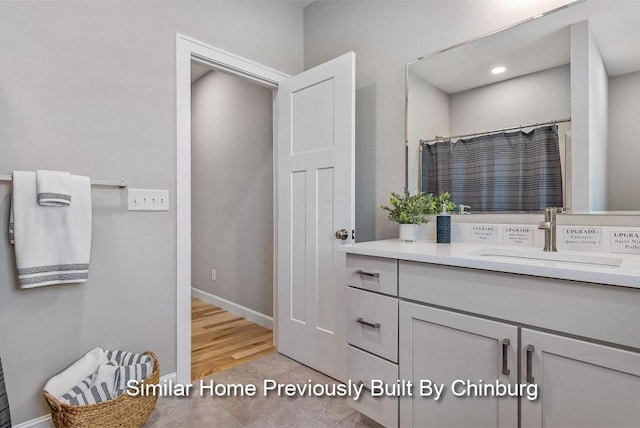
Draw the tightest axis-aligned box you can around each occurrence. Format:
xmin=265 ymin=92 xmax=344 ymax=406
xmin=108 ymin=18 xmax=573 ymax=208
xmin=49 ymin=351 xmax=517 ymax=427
xmin=347 ymin=254 xmax=398 ymax=296
xmin=347 ymin=345 xmax=399 ymax=428
xmin=347 ymin=287 xmax=398 ymax=362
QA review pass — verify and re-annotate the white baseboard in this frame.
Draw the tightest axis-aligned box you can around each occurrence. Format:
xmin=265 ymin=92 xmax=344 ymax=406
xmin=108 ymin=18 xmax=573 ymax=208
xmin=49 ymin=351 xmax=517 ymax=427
xmin=14 ymin=372 xmax=178 ymax=428
xmin=191 ymin=287 xmax=273 ymax=329
xmin=160 ymin=372 xmax=177 ymax=383
xmin=13 ymin=414 xmax=53 ymax=428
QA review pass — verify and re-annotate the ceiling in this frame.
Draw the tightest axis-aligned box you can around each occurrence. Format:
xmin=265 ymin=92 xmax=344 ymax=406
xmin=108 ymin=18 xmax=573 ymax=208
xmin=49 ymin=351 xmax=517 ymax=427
xmin=409 ymin=0 xmax=640 ymax=94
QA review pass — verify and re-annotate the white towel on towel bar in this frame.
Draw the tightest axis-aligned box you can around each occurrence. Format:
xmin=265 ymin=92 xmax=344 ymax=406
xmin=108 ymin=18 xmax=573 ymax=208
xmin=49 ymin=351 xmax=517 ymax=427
xmin=10 ymin=171 xmax=92 ymax=288
xmin=36 ymin=170 xmax=72 ymax=206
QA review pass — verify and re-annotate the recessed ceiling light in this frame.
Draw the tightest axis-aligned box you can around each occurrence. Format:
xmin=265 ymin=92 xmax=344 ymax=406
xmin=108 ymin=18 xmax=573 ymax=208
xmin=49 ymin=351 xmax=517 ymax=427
xmin=491 ymin=66 xmax=507 ymax=74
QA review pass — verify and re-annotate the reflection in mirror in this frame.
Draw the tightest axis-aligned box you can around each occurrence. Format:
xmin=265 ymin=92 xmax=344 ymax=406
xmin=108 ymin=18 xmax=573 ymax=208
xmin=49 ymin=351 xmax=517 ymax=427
xmin=406 ymin=0 xmax=640 ymax=214
xmin=421 ymin=124 xmax=566 ymax=212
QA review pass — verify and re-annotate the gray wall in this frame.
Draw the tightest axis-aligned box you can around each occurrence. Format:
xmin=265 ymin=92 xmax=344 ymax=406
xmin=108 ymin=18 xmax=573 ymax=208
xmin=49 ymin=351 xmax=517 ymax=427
xmin=0 ymin=1 xmax=302 ymax=423
xmin=571 ymin=20 xmax=609 ymax=212
xmin=304 ymin=0 xmax=575 ymax=240
xmin=608 ymin=70 xmax=640 ymax=211
xmin=406 ymin=72 xmax=450 ymax=194
xmin=191 ymin=71 xmax=273 ymax=316
xmin=587 ymin=25 xmax=609 ymax=211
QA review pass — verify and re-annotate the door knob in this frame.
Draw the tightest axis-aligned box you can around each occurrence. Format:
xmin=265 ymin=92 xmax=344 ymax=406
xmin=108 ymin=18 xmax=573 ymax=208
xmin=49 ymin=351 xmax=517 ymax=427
xmin=335 ymin=229 xmax=349 ymax=240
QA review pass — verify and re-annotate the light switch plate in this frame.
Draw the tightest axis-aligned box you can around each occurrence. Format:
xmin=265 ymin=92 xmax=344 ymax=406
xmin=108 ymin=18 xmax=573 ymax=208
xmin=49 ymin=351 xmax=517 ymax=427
xmin=128 ymin=188 xmax=169 ymax=211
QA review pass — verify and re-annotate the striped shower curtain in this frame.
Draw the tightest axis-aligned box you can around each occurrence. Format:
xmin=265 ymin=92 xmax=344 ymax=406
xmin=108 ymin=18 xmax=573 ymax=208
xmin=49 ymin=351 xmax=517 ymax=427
xmin=0 ymin=357 xmax=10 ymax=428
xmin=422 ymin=125 xmax=563 ymax=212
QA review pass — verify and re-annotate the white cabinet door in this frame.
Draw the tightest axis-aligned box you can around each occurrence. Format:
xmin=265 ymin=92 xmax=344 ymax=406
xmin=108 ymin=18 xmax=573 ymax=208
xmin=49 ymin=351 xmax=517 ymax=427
xmin=399 ymin=301 xmax=518 ymax=428
xmin=276 ymin=52 xmax=355 ymax=382
xmin=521 ymin=329 xmax=640 ymax=428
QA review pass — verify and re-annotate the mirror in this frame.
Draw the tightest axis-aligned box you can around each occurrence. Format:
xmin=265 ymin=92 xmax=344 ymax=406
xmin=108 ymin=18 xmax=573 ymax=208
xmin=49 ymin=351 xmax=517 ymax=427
xmin=406 ymin=0 xmax=640 ymax=214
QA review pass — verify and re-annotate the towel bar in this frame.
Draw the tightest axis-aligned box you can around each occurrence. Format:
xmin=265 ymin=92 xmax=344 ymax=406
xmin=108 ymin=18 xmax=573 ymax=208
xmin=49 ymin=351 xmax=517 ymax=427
xmin=0 ymin=174 xmax=127 ymax=189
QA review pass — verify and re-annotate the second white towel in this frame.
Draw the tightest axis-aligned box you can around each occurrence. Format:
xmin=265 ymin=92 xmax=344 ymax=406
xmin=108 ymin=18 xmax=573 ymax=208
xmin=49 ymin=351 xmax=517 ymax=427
xmin=36 ymin=170 xmax=72 ymax=207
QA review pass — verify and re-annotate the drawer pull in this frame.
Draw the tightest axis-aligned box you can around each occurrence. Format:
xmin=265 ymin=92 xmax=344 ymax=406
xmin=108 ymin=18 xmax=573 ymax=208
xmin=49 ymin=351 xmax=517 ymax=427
xmin=357 ymin=317 xmax=381 ymax=329
xmin=526 ymin=344 xmax=535 ymax=384
xmin=356 ymin=380 xmax=372 ymax=393
xmin=501 ymin=338 xmax=510 ymax=376
xmin=356 ymin=269 xmax=380 ymax=278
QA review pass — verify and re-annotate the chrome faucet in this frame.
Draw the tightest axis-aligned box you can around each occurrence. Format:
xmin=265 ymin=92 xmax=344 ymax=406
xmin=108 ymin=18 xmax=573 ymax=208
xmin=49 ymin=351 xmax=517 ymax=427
xmin=458 ymin=205 xmax=471 ymax=215
xmin=538 ymin=207 xmax=557 ymax=252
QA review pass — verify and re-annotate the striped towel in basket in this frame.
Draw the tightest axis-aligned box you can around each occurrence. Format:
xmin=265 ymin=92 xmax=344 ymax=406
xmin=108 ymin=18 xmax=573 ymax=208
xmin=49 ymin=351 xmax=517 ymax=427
xmin=60 ymin=352 xmax=153 ymax=406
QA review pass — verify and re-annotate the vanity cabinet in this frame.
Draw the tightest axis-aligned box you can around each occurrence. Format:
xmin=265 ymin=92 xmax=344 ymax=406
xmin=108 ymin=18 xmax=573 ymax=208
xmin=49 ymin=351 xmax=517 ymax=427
xmin=399 ymin=260 xmax=640 ymax=427
xmin=399 ymin=302 xmax=640 ymax=428
xmin=344 ymin=250 xmax=640 ymax=428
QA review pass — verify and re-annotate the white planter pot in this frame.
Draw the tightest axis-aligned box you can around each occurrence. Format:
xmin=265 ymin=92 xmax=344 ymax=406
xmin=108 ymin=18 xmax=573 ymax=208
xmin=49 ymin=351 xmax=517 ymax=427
xmin=399 ymin=224 xmax=419 ymax=242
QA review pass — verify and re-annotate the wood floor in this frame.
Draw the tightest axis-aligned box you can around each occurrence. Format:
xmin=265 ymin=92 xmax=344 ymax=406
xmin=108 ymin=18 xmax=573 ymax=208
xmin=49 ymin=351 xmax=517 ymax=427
xmin=191 ymin=298 xmax=276 ymax=381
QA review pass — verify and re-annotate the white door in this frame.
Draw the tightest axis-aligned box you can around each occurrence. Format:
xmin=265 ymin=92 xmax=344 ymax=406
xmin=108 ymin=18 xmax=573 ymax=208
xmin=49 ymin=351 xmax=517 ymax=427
xmin=277 ymin=52 xmax=355 ymax=381
xmin=521 ymin=329 xmax=640 ymax=428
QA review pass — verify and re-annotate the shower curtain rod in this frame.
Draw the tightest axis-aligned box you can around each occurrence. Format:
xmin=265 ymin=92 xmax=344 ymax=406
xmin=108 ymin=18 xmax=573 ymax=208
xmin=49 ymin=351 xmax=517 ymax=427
xmin=0 ymin=174 xmax=127 ymax=189
xmin=420 ymin=117 xmax=571 ymax=145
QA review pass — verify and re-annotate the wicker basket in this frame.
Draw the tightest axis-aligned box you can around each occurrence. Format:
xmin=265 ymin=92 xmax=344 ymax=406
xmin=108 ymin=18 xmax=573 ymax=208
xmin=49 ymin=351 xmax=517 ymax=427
xmin=43 ymin=351 xmax=160 ymax=428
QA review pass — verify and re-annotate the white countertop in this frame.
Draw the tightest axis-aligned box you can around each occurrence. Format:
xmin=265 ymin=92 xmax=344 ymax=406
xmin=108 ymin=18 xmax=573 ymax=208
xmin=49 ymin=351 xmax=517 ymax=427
xmin=340 ymin=240 xmax=640 ymax=289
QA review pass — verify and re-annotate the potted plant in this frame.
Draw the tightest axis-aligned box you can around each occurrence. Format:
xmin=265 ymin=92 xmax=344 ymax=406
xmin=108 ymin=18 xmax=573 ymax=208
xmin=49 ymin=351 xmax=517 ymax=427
xmin=381 ymin=189 xmax=457 ymax=242
xmin=380 ymin=188 xmax=429 ymax=242
xmin=424 ymin=191 xmax=456 ymax=216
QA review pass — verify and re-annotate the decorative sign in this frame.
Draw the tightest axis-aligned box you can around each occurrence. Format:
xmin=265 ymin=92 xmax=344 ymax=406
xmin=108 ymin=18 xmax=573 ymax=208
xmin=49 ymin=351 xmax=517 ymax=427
xmin=610 ymin=230 xmax=640 ymax=254
xmin=562 ymin=227 xmax=602 ymax=250
xmin=469 ymin=225 xmax=498 ymax=243
xmin=502 ymin=225 xmax=535 ymax=247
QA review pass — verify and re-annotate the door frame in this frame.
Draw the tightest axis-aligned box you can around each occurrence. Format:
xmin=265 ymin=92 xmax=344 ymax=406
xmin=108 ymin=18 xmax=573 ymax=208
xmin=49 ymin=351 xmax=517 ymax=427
xmin=175 ymin=33 xmax=290 ymax=384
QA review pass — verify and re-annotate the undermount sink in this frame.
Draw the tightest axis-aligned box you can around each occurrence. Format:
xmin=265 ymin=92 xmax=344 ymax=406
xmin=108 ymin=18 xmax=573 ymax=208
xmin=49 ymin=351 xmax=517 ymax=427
xmin=471 ymin=248 xmax=623 ymax=268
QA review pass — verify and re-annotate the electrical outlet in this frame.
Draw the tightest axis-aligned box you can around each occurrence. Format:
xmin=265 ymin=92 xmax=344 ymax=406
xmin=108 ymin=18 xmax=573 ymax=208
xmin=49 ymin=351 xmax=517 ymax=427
xmin=211 ymin=269 xmax=216 ymax=281
xmin=128 ymin=189 xmax=169 ymax=211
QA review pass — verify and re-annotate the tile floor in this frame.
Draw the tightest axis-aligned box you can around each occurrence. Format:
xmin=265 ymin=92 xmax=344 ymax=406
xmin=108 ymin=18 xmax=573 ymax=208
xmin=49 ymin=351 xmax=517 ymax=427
xmin=145 ymin=353 xmax=373 ymax=427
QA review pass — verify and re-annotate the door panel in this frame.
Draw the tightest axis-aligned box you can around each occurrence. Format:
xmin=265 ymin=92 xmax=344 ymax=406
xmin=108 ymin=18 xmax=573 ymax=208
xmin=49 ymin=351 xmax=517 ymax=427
xmin=400 ymin=302 xmax=518 ymax=428
xmin=291 ymin=79 xmax=335 ymax=154
xmin=277 ymin=52 xmax=355 ymax=381
xmin=316 ymin=167 xmax=335 ymax=332
xmin=290 ymin=171 xmax=307 ymax=324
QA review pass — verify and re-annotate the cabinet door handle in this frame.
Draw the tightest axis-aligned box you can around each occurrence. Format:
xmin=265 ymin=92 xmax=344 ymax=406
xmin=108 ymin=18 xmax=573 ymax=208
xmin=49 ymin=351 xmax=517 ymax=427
xmin=356 ymin=380 xmax=372 ymax=393
xmin=526 ymin=344 xmax=535 ymax=384
xmin=501 ymin=338 xmax=510 ymax=376
xmin=356 ymin=269 xmax=380 ymax=278
xmin=357 ymin=317 xmax=381 ymax=329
